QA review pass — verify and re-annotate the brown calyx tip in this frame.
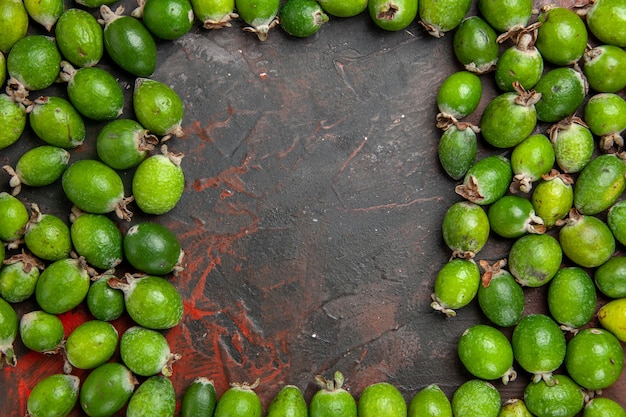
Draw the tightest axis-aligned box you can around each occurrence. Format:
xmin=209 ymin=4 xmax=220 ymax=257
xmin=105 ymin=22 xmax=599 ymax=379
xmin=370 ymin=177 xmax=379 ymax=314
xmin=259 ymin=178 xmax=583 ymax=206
xmin=203 ymin=12 xmax=239 ymax=29
xmin=455 ymin=175 xmax=484 ymax=203
xmin=377 ymin=4 xmax=399 ymax=20
xmin=479 ymin=259 xmax=506 ymax=287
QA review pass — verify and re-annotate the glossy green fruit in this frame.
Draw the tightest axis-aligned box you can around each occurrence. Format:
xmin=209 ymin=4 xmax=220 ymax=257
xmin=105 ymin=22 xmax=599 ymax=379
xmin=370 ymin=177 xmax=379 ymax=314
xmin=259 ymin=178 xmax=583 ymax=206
xmin=534 ymin=67 xmax=587 ymax=123
xmin=458 ymin=324 xmax=516 ymax=383
xmin=317 ymin=0 xmax=367 ymax=18
xmin=86 ymin=274 xmax=125 ymax=321
xmin=595 ymin=255 xmax=626 ymax=298
xmin=583 ymin=45 xmax=626 ymax=93
xmin=7 ymin=35 xmax=61 ymax=91
xmin=62 ymin=159 xmax=132 ymax=220
xmin=281 ymin=0 xmax=329 ymax=37
xmin=101 ymin=5 xmax=157 ymax=77
xmin=65 ymin=320 xmax=119 ymax=371
xmin=0 ymin=252 xmax=43 ymax=303
xmin=548 ymin=117 xmax=594 ymax=173
xmin=71 ymin=213 xmax=124 ymax=270
xmin=586 ymin=0 xmax=626 ymax=47
xmin=55 ymin=8 xmax=104 ymax=67
xmin=574 ymin=153 xmax=626 ymax=215
xmin=0 ymin=298 xmax=18 ymax=366
xmin=531 ymin=170 xmax=574 ymax=227
xmin=535 ymin=6 xmax=587 ymax=66
xmin=431 ymin=258 xmax=480 ymax=317
xmin=368 ymin=0 xmax=418 ymax=32
xmin=24 ymin=205 xmax=72 ymax=261
xmin=266 ymin=385 xmax=307 ymax=417
xmin=452 ymin=380 xmax=500 ymax=417
xmin=0 ymin=93 xmax=27 ymax=151
xmin=28 ymin=96 xmax=86 ymax=149
xmin=0 ymin=0 xmax=29 ymax=53
xmin=584 ymin=397 xmax=626 ymax=417
xmin=565 ymin=327 xmax=624 ymax=390
xmin=455 ymin=155 xmax=512 ymax=205
xmin=453 ymin=16 xmax=498 ymax=74
xmin=488 ymin=195 xmax=544 ymax=239
xmin=4 ymin=145 xmax=70 ymax=194
xmin=182 ymin=377 xmax=218 ymax=417
xmin=96 ymin=119 xmax=156 ymax=170
xmin=510 ymin=133 xmax=554 ymax=193
xmin=309 ymin=371 xmax=357 ymax=417
xmin=236 ymin=0 xmax=280 ymax=40
xmin=358 ymin=382 xmax=406 ymax=417
xmin=509 ymin=233 xmax=562 ymax=287
xmin=477 ymin=259 xmax=524 ymax=327
xmin=437 ymin=71 xmax=482 ymax=119
xmin=598 ymin=298 xmax=626 ymax=342
xmin=437 ymin=122 xmax=478 ymax=180
xmin=127 ymin=376 xmax=176 ymax=417
xmin=408 ymin=384 xmax=452 ymax=417
xmin=418 ymin=0 xmax=472 ymax=37
xmin=133 ymin=0 xmax=194 ymax=40
xmin=36 ymin=257 xmax=91 ymax=314
xmin=24 ymin=0 xmax=63 ymax=31
xmin=0 ymin=192 xmax=29 ymax=242
xmin=559 ymin=210 xmax=615 ymax=268
xmin=494 ymin=31 xmax=544 ymax=92
xmin=477 ymin=0 xmax=532 ymax=32
xmin=19 ymin=310 xmax=64 ymax=353
xmin=0 ymin=52 xmax=5 ymax=87
xmin=442 ymin=201 xmax=489 ymax=257
xmin=190 ymin=0 xmax=237 ymax=28
xmin=80 ymin=362 xmax=137 ymax=417
xmin=583 ymin=93 xmax=626 ymax=150
xmin=609 ymin=200 xmax=626 ymax=246
xmin=109 ymin=274 xmax=183 ymax=329
xmin=214 ymin=381 xmax=263 ymax=417
xmin=524 ymin=374 xmax=583 ymax=417
xmin=124 ymin=221 xmax=183 ymax=275
xmin=75 ymin=0 xmax=117 ymax=7
xmin=27 ymin=374 xmax=80 ymax=417
xmin=498 ymin=399 xmax=533 ymax=417
xmin=120 ymin=326 xmax=178 ymax=377
xmin=547 ymin=267 xmax=596 ymax=331
xmin=133 ymin=77 xmax=185 ymax=138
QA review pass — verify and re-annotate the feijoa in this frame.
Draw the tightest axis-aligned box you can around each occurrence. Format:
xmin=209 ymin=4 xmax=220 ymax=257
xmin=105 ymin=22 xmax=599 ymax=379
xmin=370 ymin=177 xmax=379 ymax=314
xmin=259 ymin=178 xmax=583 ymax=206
xmin=488 ymin=195 xmax=544 ymax=239
xmin=585 ymin=0 xmax=626 ymax=47
xmin=451 ymin=379 xmax=500 ymax=417
xmin=534 ymin=67 xmax=587 ymax=123
xmin=120 ymin=325 xmax=179 ymax=377
xmin=267 ymin=385 xmax=307 ymax=417
xmin=96 ymin=118 xmax=157 ymax=170
xmin=547 ymin=267 xmax=596 ymax=331
xmin=408 ymin=384 xmax=452 ymax=417
xmin=598 ymin=298 xmax=626 ymax=342
xmin=133 ymin=77 xmax=185 ymax=138
xmin=280 ymin=0 xmax=329 ymax=37
xmin=0 ymin=91 xmax=27 ymax=151
xmin=182 ymin=377 xmax=218 ymax=417
xmin=477 ymin=259 xmax=525 ymax=327
xmin=0 ymin=297 xmax=18 ymax=366
xmin=55 ymin=8 xmax=104 ymax=68
xmin=86 ymin=273 xmax=125 ymax=321
xmin=453 ymin=16 xmax=498 ymax=74
xmin=535 ymin=6 xmax=587 ymax=66
xmin=437 ymin=71 xmax=482 ymax=119
xmin=508 ymin=233 xmax=562 ymax=287
xmin=584 ymin=397 xmax=626 ymax=417
xmin=368 ymin=0 xmax=418 ymax=32
xmin=0 ymin=192 xmax=29 ymax=243
xmin=431 ymin=258 xmax=480 ymax=317
xmin=524 ymin=374 xmax=584 ymax=417
xmin=64 ymin=319 xmax=119 ymax=371
xmin=494 ymin=28 xmax=544 ymax=92
xmin=80 ymin=362 xmax=137 ymax=417
xmin=0 ymin=251 xmax=44 ymax=303
xmin=24 ymin=0 xmax=63 ymax=31
xmin=509 ymin=133 xmax=555 ymax=193
xmin=594 ymin=255 xmax=626 ymax=298
xmin=23 ymin=204 xmax=72 ymax=262
xmin=7 ymin=35 xmax=61 ymax=91
xmin=559 ymin=209 xmax=615 ymax=268
xmin=71 ymin=212 xmax=123 ymax=270
xmin=574 ymin=153 xmax=626 ymax=215
xmin=436 ymin=118 xmax=478 ymax=180
xmin=477 ymin=0 xmax=532 ymax=32
xmin=498 ymin=399 xmax=533 ymax=417
xmin=317 ymin=0 xmax=368 ymax=18
xmin=123 ymin=221 xmax=183 ymax=275
xmin=19 ymin=310 xmax=64 ymax=353
xmin=458 ymin=323 xmax=516 ymax=383
xmin=235 ymin=0 xmax=280 ymax=40
xmin=36 ymin=257 xmax=91 ymax=314
xmin=133 ymin=0 xmax=194 ymax=40
xmin=0 ymin=0 xmax=29 ymax=54
xmin=442 ymin=201 xmax=489 ymax=258
xmin=455 ymin=155 xmax=512 ymax=205
xmin=531 ymin=170 xmax=574 ymax=227
xmin=548 ymin=116 xmax=594 ymax=173
xmin=583 ymin=93 xmax=626 ymax=151
xmin=27 ymin=374 xmax=80 ymax=417
xmin=28 ymin=96 xmax=86 ymax=149
xmin=214 ymin=380 xmax=263 ymax=417
xmin=309 ymin=371 xmax=357 ymax=417
xmin=582 ymin=44 xmax=626 ymax=93
xmin=190 ymin=0 xmax=238 ymax=28
xmin=127 ymin=376 xmax=176 ymax=417
xmin=3 ymin=145 xmax=70 ymax=195
xmin=418 ymin=0 xmax=472 ymax=38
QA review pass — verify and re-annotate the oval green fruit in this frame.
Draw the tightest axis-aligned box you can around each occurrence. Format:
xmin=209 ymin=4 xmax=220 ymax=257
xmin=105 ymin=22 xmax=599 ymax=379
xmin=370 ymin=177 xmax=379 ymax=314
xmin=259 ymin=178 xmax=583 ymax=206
xmin=214 ymin=381 xmax=263 ymax=417
xmin=7 ymin=35 xmax=61 ymax=91
xmin=368 ymin=0 xmax=418 ymax=32
xmin=134 ymin=0 xmax=194 ymax=40
xmin=28 ymin=96 xmax=86 ymax=149
xmin=23 ymin=205 xmax=72 ymax=262
xmin=510 ymin=133 xmax=555 ymax=193
xmin=280 ymin=0 xmax=329 ymax=37
xmin=531 ymin=170 xmax=574 ymax=227
xmin=0 ymin=0 xmax=29 ymax=54
xmin=0 ymin=192 xmax=29 ymax=242
xmin=549 ymin=116 xmax=594 ymax=174
xmin=583 ymin=92 xmax=626 ymax=149
xmin=442 ymin=201 xmax=489 ymax=257
xmin=408 ymin=384 xmax=452 ymax=417
xmin=55 ymin=8 xmax=104 ymax=67
xmin=309 ymin=371 xmax=357 ymax=417
xmin=559 ymin=210 xmax=615 ymax=268
xmin=0 ymin=252 xmax=43 ymax=303
xmin=236 ymin=0 xmax=280 ymax=40
xmin=488 ymin=195 xmax=544 ymax=238
xmin=0 ymin=298 xmax=18 ymax=366
xmin=453 ymin=16 xmax=498 ymax=74
xmin=534 ymin=67 xmax=587 ymax=123
xmin=0 ymin=93 xmax=27 ymax=151
xmin=584 ymin=397 xmax=626 ymax=417
xmin=267 ymin=385 xmax=307 ymax=417
xmin=455 ymin=155 xmax=512 ymax=205
xmin=80 ymin=362 xmax=137 ymax=417
xmin=27 ymin=374 xmax=80 ymax=417
xmin=535 ymin=6 xmax=587 ymax=66
xmin=19 ymin=310 xmax=64 ymax=353
xmin=498 ymin=399 xmax=533 ymax=417
xmin=524 ymin=374 xmax=583 ymax=417
xmin=512 ymin=314 xmax=566 ymax=380
xmin=182 ymin=377 xmax=218 ymax=417
xmin=509 ymin=233 xmax=562 ymax=287
xmin=96 ymin=118 xmax=156 ymax=170
xmin=452 ymin=380 xmax=500 ymax=417
xmin=358 ymin=382 xmax=407 ymax=417
xmin=4 ymin=145 xmax=70 ymax=194
xmin=71 ymin=213 xmax=124 ymax=270
xmin=431 ymin=258 xmax=480 ymax=317
xmin=477 ymin=259 xmax=524 ymax=327
xmin=595 ymin=255 xmax=626 ymax=298
xmin=120 ymin=326 xmax=178 ymax=377
xmin=477 ymin=0 xmax=532 ymax=32
xmin=65 ymin=319 xmax=119 ymax=371
xmin=586 ymin=0 xmax=626 ymax=47
xmin=124 ymin=221 xmax=183 ymax=275
xmin=495 ymin=33 xmax=544 ymax=92
xmin=317 ymin=0 xmax=368 ymax=18
xmin=598 ymin=298 xmax=626 ymax=342
xmin=458 ymin=324 xmax=515 ymax=383
xmin=191 ymin=0 xmax=237 ymax=28
xmin=547 ymin=267 xmax=596 ymax=331
xmin=574 ymin=153 xmax=626 ymax=215
xmin=437 ymin=122 xmax=478 ymax=181
xmin=418 ymin=0 xmax=472 ymax=37
xmin=127 ymin=376 xmax=176 ymax=417
xmin=133 ymin=77 xmax=185 ymax=138
xmin=582 ymin=44 xmax=626 ymax=93
xmin=35 ymin=257 xmax=91 ymax=314
xmin=437 ymin=71 xmax=482 ymax=119
xmin=24 ymin=0 xmax=63 ymax=31
xmin=87 ymin=274 xmax=125 ymax=321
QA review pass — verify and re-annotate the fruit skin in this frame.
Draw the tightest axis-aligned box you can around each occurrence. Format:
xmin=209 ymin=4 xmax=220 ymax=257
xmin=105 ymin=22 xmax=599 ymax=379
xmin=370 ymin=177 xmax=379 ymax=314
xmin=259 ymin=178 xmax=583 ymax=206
xmin=0 ymin=192 xmax=29 ymax=242
xmin=23 ymin=205 xmax=72 ymax=262
xmin=594 ymin=255 xmax=626 ymax=298
xmin=585 ymin=0 xmax=626 ymax=47
xmin=494 ymin=32 xmax=543 ymax=92
xmin=533 ymin=67 xmax=587 ymax=123
xmin=451 ymin=379 xmax=501 ymax=417
xmin=87 ymin=274 xmax=125 ymax=321
xmin=547 ymin=267 xmax=596 ymax=331
xmin=309 ymin=371 xmax=357 ymax=417
xmin=64 ymin=320 xmax=119 ymax=371
xmin=4 ymin=145 xmax=70 ymax=194
xmin=510 ymin=133 xmax=555 ymax=194
xmin=133 ymin=77 xmax=185 ymax=138
xmin=79 ymin=362 xmax=137 ymax=417
xmin=442 ymin=201 xmax=489 ymax=258
xmin=266 ymin=385 xmax=307 ymax=417
xmin=27 ymin=374 xmax=80 ymax=417
xmin=120 ymin=325 xmax=178 ymax=377
xmin=96 ymin=119 xmax=156 ymax=170
xmin=408 ymin=384 xmax=452 ymax=417
xmin=190 ymin=0 xmax=238 ymax=28
xmin=0 ymin=297 xmax=18 ymax=366
xmin=35 ymin=258 xmax=91 ymax=314
xmin=134 ymin=0 xmax=195 ymax=40
xmin=582 ymin=44 xmax=626 ymax=93
xmin=523 ymin=374 xmax=584 ymax=417
xmin=214 ymin=381 xmax=263 ymax=417
xmin=368 ymin=0 xmax=418 ymax=32
xmin=531 ymin=170 xmax=573 ymax=227
xmin=55 ymin=8 xmax=104 ymax=68
xmin=453 ymin=16 xmax=498 ymax=74
xmin=477 ymin=259 xmax=524 ymax=327
xmin=418 ymin=0 xmax=472 ymax=38
xmin=559 ymin=210 xmax=615 ymax=268
xmin=498 ymin=399 xmax=533 ymax=417
xmin=457 ymin=324 xmax=515 ymax=383
xmin=71 ymin=213 xmax=124 ymax=270
xmin=437 ymin=71 xmax=482 ymax=119
xmin=431 ymin=258 xmax=480 ymax=317
xmin=0 ymin=93 xmax=27 ymax=151
xmin=24 ymin=0 xmax=63 ymax=31
xmin=182 ymin=377 xmax=218 ymax=417
xmin=583 ymin=93 xmax=626 ymax=150
xmin=583 ymin=397 xmax=626 ymax=417
xmin=280 ymin=0 xmax=329 ymax=37
xmin=124 ymin=221 xmax=183 ymax=275
xmin=0 ymin=0 xmax=29 ymax=53
xmin=357 ymin=381 xmax=407 ymax=417
xmin=317 ymin=0 xmax=368 ymax=18
xmin=28 ymin=96 xmax=86 ymax=149
xmin=0 ymin=252 xmax=43 ymax=303
xmin=598 ymin=298 xmax=626 ymax=342
xmin=574 ymin=153 xmax=626 ymax=216
xmin=437 ymin=122 xmax=478 ymax=181
xmin=455 ymin=155 xmax=512 ymax=206
xmin=477 ymin=0 xmax=532 ymax=32
xmin=19 ymin=310 xmax=64 ymax=353
xmin=535 ymin=6 xmax=587 ymax=66
xmin=235 ymin=0 xmax=280 ymax=40
xmin=508 ymin=234 xmax=562 ymax=287
xmin=549 ymin=117 xmax=594 ymax=174
xmin=488 ymin=195 xmax=543 ymax=239
xmin=127 ymin=376 xmax=176 ymax=417
xmin=7 ymin=35 xmax=61 ymax=91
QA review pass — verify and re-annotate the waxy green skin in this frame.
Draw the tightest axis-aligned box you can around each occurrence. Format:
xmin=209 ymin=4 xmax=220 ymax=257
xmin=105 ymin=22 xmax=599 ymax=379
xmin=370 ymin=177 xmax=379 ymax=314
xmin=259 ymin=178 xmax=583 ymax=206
xmin=134 ymin=77 xmax=185 ymax=138
xmin=0 ymin=192 xmax=28 ymax=242
xmin=27 ymin=374 xmax=80 ymax=417
xmin=584 ymin=398 xmax=626 ymax=417
xmin=584 ymin=93 xmax=626 ymax=150
xmin=280 ymin=0 xmax=329 ymax=37
xmin=7 ymin=145 xmax=70 ymax=192
xmin=0 ymin=253 xmax=42 ymax=303
xmin=437 ymin=71 xmax=482 ymax=119
xmin=80 ymin=362 xmax=137 ymax=417
xmin=510 ymin=133 xmax=555 ymax=193
xmin=480 ymin=88 xmax=538 ymax=148
xmin=132 ymin=150 xmax=185 ymax=215
xmin=0 ymin=93 xmax=27 ymax=151
xmin=442 ymin=201 xmax=489 ymax=257
xmin=535 ymin=6 xmax=587 ymax=66
xmin=368 ymin=0 xmax=418 ymax=32
xmin=559 ymin=212 xmax=615 ymax=268
xmin=534 ymin=67 xmax=587 ymax=123
xmin=531 ymin=171 xmax=573 ymax=227
xmin=452 ymin=380 xmax=501 ymax=417
xmin=609 ymin=200 xmax=626 ymax=247
xmin=549 ymin=117 xmax=594 ymax=174
xmin=24 ymin=208 xmax=72 ymax=261
xmin=63 ymin=64 xmax=125 ymax=121
xmin=438 ymin=124 xmax=477 ymax=181
xmin=478 ymin=260 xmax=524 ymax=327
xmin=0 ymin=297 xmax=18 ymax=366
xmin=594 ymin=255 xmax=626 ymax=298
xmin=36 ymin=258 xmax=91 ymax=314
xmin=458 ymin=324 xmax=515 ymax=382
xmin=214 ymin=383 xmax=263 ymax=417
xmin=29 ymin=96 xmax=86 ymax=149
xmin=0 ymin=52 xmax=5 ymax=88
xmin=191 ymin=0 xmax=238 ymax=28
xmin=135 ymin=0 xmax=194 ymax=40
xmin=565 ymin=328 xmax=624 ymax=390
xmin=509 ymin=233 xmax=562 ymax=287
xmin=76 ymin=0 xmax=117 ymax=7
xmin=586 ymin=0 xmax=626 ymax=47
xmin=71 ymin=213 xmax=123 ymax=270
xmin=418 ymin=0 xmax=472 ymax=37
xmin=574 ymin=154 xmax=626 ymax=215
xmin=182 ymin=377 xmax=218 ymax=417
xmin=583 ymin=45 xmax=626 ymax=93
xmin=499 ymin=399 xmax=533 ymax=417
xmin=55 ymin=8 xmax=104 ymax=67
xmin=317 ymin=0 xmax=367 ymax=18
xmin=495 ymin=34 xmax=544 ymax=92
xmin=408 ymin=384 xmax=452 ymax=417
xmin=477 ymin=0 xmax=532 ymax=32
xmin=512 ymin=314 xmax=566 ymax=378
xmin=0 ymin=0 xmax=29 ymax=54
xmin=65 ymin=320 xmax=119 ymax=370
xmin=453 ymin=16 xmax=498 ymax=74
xmin=266 ymin=385 xmax=307 ymax=417
xmin=598 ymin=298 xmax=626 ymax=342
xmin=524 ymin=375 xmax=583 ymax=417
xmin=309 ymin=371 xmax=357 ymax=417
xmin=547 ymin=267 xmax=596 ymax=330
xmin=127 ymin=376 xmax=176 ymax=417
xmin=7 ymin=35 xmax=61 ymax=91
xmin=24 ymin=0 xmax=63 ymax=31
xmin=19 ymin=310 xmax=64 ymax=353
xmin=455 ymin=155 xmax=512 ymax=206
xmin=87 ymin=274 xmax=125 ymax=321
xmin=358 ymin=382 xmax=406 ymax=417
xmin=432 ymin=258 xmax=480 ymax=316
xmin=120 ymin=326 xmax=176 ymax=377
xmin=236 ymin=0 xmax=280 ymax=40
xmin=97 ymin=119 xmax=155 ymax=170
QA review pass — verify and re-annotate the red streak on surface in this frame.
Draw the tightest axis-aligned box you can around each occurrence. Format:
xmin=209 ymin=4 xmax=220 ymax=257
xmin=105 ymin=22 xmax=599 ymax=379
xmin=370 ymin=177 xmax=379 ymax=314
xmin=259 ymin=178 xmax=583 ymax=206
xmin=193 ymin=153 xmax=259 ymax=195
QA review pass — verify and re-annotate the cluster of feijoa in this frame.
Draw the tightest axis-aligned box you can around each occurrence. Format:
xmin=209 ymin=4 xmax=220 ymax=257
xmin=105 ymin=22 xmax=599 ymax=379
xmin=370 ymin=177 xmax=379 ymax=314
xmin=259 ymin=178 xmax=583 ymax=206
xmin=0 ymin=0 xmax=192 ymax=415
xmin=433 ymin=0 xmax=626 ymax=416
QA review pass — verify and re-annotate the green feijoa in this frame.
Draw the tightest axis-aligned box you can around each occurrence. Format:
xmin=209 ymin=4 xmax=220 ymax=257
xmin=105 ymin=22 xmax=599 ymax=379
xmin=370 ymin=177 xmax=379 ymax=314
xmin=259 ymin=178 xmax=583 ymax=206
xmin=7 ymin=35 xmax=61 ymax=91
xmin=458 ymin=324 xmax=516 ymax=383
xmin=27 ymin=374 xmax=80 ymax=417
xmin=124 ymin=222 xmax=183 ymax=275
xmin=574 ymin=153 xmax=626 ymax=215
xmin=133 ymin=0 xmax=194 ymax=40
xmin=609 ymin=200 xmax=626 ymax=245
xmin=0 ymin=0 xmax=28 ymax=54
xmin=36 ymin=257 xmax=91 ymax=314
xmin=442 ymin=201 xmax=489 ymax=257
xmin=583 ymin=93 xmax=626 ymax=150
xmin=509 ymin=233 xmax=562 ymax=287
xmin=598 ymin=298 xmax=626 ymax=342
xmin=28 ymin=96 xmax=86 ymax=149
xmin=358 ymin=382 xmax=406 ymax=417
xmin=75 ymin=0 xmax=117 ymax=7
xmin=453 ymin=16 xmax=498 ymax=74
xmin=547 ymin=267 xmax=596 ymax=331
xmin=267 ymin=385 xmax=307 ymax=417
xmin=437 ymin=121 xmax=478 ymax=180
xmin=431 ymin=258 xmax=480 ymax=317
xmin=480 ymin=83 xmax=540 ymax=148
xmin=495 ymin=30 xmax=544 ymax=92
xmin=96 ymin=119 xmax=157 ymax=170
xmin=512 ymin=314 xmax=566 ymax=381
xmin=565 ymin=327 xmax=624 ymax=390
xmin=132 ymin=146 xmax=185 ymax=215
xmin=548 ymin=116 xmax=594 ymax=173
xmin=498 ymin=399 xmax=533 ymax=417
xmin=309 ymin=371 xmax=357 ymax=417
xmin=0 ymin=297 xmax=18 ymax=366
xmin=101 ymin=5 xmax=157 ymax=77
xmin=191 ymin=0 xmax=237 ymax=28
xmin=559 ymin=210 xmax=615 ymax=268
xmin=317 ymin=0 xmax=368 ymax=18
xmin=0 ymin=192 xmax=28 ymax=243
xmin=23 ymin=204 xmax=71 ymax=261
xmin=418 ymin=0 xmax=472 ymax=38
xmin=451 ymin=380 xmax=501 ymax=417
xmin=408 ymin=384 xmax=452 ymax=417
xmin=120 ymin=326 xmax=179 ymax=377
xmin=0 ymin=51 xmax=5 ymax=87
xmin=583 ymin=44 xmax=626 ymax=93
xmin=595 ymin=255 xmax=626 ymax=298
xmin=127 ymin=376 xmax=176 ymax=417
xmin=60 ymin=62 xmax=124 ymax=121
xmin=19 ymin=310 xmax=64 ymax=353
xmin=280 ymin=0 xmax=329 ymax=37
xmin=80 ymin=362 xmax=137 ymax=417
xmin=524 ymin=374 xmax=584 ymax=417
xmin=235 ymin=0 xmax=280 ymax=40
xmin=584 ymin=398 xmax=626 ymax=417
xmin=368 ymin=0 xmax=418 ymax=32
xmin=0 ymin=92 xmax=27 ymax=151
xmin=531 ymin=170 xmax=574 ymax=227
xmin=488 ymin=196 xmax=544 ymax=239
xmin=535 ymin=6 xmax=587 ymax=66
xmin=62 ymin=159 xmax=132 ymax=220
xmin=4 ymin=145 xmax=70 ymax=194
xmin=65 ymin=320 xmax=119 ymax=371
xmin=585 ymin=0 xmax=626 ymax=47
xmin=455 ymin=155 xmax=512 ymax=205
xmin=534 ymin=67 xmax=587 ymax=123
xmin=182 ymin=377 xmax=218 ymax=417
xmin=477 ymin=259 xmax=524 ymax=327
xmin=24 ymin=0 xmax=63 ymax=31
xmin=71 ymin=213 xmax=123 ymax=270
xmin=109 ymin=274 xmax=183 ymax=330
xmin=133 ymin=77 xmax=185 ymax=138
xmin=477 ymin=0 xmax=532 ymax=32
xmin=87 ymin=274 xmax=125 ymax=321
xmin=509 ymin=133 xmax=555 ymax=193
xmin=0 ymin=252 xmax=44 ymax=303
xmin=437 ymin=71 xmax=482 ymax=119
xmin=55 ymin=8 xmax=104 ymax=68
xmin=214 ymin=380 xmax=263 ymax=417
